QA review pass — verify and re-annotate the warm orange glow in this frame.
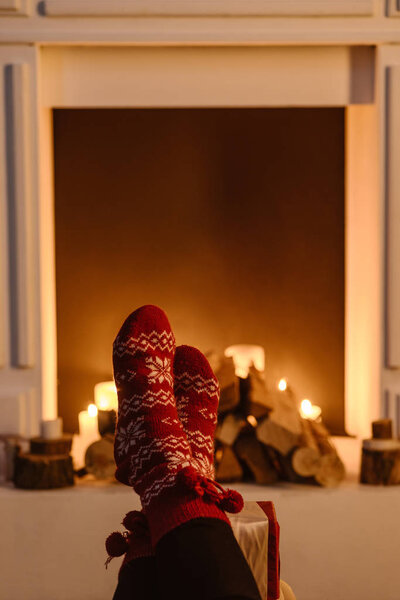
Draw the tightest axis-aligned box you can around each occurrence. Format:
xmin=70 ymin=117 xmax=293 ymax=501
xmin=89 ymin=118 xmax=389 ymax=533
xmin=88 ymin=403 xmax=98 ymax=417
xmin=95 ymin=381 xmax=118 ymax=411
xmin=278 ymin=378 xmax=288 ymax=392
xmin=300 ymin=399 xmax=321 ymax=420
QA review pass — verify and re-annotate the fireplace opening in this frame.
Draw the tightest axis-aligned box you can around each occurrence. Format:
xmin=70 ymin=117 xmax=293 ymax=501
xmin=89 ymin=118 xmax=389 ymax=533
xmin=53 ymin=107 xmax=345 ymax=435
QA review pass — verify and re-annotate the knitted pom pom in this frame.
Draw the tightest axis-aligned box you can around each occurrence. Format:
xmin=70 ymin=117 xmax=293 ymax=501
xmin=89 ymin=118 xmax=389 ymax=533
xmin=219 ymin=489 xmax=244 ymax=514
xmin=122 ymin=510 xmax=148 ymax=535
xmin=105 ymin=531 xmax=128 ymax=557
xmin=178 ymin=465 xmax=199 ymax=488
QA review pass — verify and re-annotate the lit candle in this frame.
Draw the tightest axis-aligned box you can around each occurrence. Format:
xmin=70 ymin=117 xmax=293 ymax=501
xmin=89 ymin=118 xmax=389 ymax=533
xmin=79 ymin=404 xmax=99 ymax=439
xmin=72 ymin=404 xmax=100 ymax=469
xmin=300 ymin=399 xmax=322 ymax=421
xmin=94 ymin=381 xmax=118 ymax=411
xmin=224 ymin=345 xmax=265 ymax=378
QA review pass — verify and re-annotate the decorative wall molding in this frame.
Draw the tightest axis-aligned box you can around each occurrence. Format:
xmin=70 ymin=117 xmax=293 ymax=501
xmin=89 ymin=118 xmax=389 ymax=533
xmin=0 ymin=0 xmax=20 ymax=10
xmin=41 ymin=46 xmax=374 ymax=108
xmin=383 ymin=370 xmax=400 ymax=436
xmin=0 ymin=82 xmax=6 ymax=369
xmin=4 ymin=62 xmax=35 ymax=369
xmin=0 ymin=389 xmax=38 ymax=436
xmin=387 ymin=0 xmax=400 ymax=16
xmin=0 ymin=0 xmax=28 ymax=16
xmin=385 ymin=65 xmax=400 ymax=368
xmin=42 ymin=0 xmax=375 ymax=18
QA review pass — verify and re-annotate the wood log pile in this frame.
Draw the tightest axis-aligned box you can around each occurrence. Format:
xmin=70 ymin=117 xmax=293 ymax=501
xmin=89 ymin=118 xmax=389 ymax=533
xmin=211 ymin=356 xmax=345 ymax=487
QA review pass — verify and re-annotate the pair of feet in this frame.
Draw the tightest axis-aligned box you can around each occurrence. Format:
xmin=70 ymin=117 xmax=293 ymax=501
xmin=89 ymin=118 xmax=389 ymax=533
xmin=107 ymin=305 xmax=243 ymax=566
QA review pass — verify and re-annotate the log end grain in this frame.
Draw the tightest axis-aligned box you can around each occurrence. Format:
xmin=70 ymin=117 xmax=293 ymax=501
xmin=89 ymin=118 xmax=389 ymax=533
xmin=30 ymin=435 xmax=73 ymax=456
xmin=292 ymin=446 xmax=321 ymax=478
xmin=315 ymin=453 xmax=345 ymax=487
xmin=13 ymin=453 xmax=75 ymax=489
xmin=215 ymin=444 xmax=244 ymax=483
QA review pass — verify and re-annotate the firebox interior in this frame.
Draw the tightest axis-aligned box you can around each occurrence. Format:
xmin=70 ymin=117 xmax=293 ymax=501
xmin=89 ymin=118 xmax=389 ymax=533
xmin=53 ymin=108 xmax=345 ymax=434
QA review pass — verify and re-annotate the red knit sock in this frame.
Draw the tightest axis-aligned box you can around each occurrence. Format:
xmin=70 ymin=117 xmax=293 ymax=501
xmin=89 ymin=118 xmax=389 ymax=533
xmin=174 ymin=345 xmax=219 ymax=479
xmin=112 ymin=304 xmax=188 ymax=491
xmin=111 ymin=305 xmax=240 ymax=550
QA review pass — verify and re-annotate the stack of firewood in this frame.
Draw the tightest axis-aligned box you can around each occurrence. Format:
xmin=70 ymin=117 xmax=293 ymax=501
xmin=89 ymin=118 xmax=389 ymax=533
xmin=211 ymin=355 xmax=345 ymax=488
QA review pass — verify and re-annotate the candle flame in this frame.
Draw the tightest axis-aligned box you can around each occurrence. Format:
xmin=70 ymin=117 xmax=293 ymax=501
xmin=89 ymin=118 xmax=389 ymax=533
xmin=300 ymin=399 xmax=322 ymax=421
xmin=301 ymin=399 xmax=313 ymax=416
xmin=278 ymin=378 xmax=287 ymax=391
xmin=88 ymin=403 xmax=98 ymax=417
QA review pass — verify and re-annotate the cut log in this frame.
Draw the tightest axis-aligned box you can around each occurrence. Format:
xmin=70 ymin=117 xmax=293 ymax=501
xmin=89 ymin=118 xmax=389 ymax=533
xmin=372 ymin=419 xmax=393 ymax=440
xmin=270 ymin=392 xmax=303 ymax=436
xmin=256 ymin=388 xmax=302 ymax=456
xmin=307 ymin=419 xmax=337 ymax=455
xmin=306 ymin=419 xmax=345 ymax=486
xmin=291 ymin=447 xmax=321 ymax=477
xmin=360 ymin=438 xmax=400 ymax=485
xmin=213 ymin=356 xmax=240 ymax=414
xmin=13 ymin=453 xmax=75 ymax=489
xmin=0 ymin=435 xmax=27 ymax=480
xmin=263 ymin=446 xmax=285 ymax=479
xmin=290 ymin=418 xmax=321 ymax=477
xmin=216 ymin=414 xmax=246 ymax=446
xmin=30 ymin=435 xmax=73 ymax=456
xmin=85 ymin=436 xmax=115 ymax=479
xmin=299 ymin=418 xmax=319 ymax=451
xmin=256 ymin=417 xmax=300 ymax=456
xmin=315 ymin=453 xmax=346 ymax=487
xmin=275 ymin=449 xmax=314 ymax=484
xmin=235 ymin=434 xmax=279 ymax=484
xmin=241 ymin=366 xmax=275 ymax=419
xmin=215 ymin=444 xmax=243 ymax=483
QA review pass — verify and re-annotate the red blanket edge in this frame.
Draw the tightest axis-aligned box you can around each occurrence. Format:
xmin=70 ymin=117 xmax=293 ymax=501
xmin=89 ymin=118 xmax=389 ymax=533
xmin=257 ymin=501 xmax=280 ymax=600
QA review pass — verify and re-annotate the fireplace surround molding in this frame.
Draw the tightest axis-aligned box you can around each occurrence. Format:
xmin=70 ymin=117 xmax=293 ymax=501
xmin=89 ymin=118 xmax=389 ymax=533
xmin=1 ymin=1 xmax=400 ymax=439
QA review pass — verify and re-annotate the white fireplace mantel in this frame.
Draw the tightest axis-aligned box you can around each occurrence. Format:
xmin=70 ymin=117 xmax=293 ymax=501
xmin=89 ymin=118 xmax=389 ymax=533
xmin=1 ymin=1 xmax=400 ymax=439
xmin=0 ymin=0 xmax=400 ymax=44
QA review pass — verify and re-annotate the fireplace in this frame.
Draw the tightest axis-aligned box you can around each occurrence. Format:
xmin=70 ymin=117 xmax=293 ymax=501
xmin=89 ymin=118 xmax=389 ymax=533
xmin=53 ymin=107 xmax=345 ymax=435
xmin=3 ymin=6 xmax=400 ymax=600
xmin=1 ymin=40 xmax=397 ymax=445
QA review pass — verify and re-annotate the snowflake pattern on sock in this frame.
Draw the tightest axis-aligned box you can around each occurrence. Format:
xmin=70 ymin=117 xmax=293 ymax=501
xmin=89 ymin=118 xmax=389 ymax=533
xmin=174 ymin=346 xmax=220 ymax=480
xmin=113 ymin=306 xmax=192 ymax=508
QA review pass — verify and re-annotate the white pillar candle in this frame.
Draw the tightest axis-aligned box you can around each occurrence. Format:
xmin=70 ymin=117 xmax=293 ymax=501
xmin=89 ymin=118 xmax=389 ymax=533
xmin=94 ymin=381 xmax=118 ymax=411
xmin=78 ymin=404 xmax=99 ymax=441
xmin=40 ymin=417 xmax=63 ymax=440
xmin=72 ymin=404 xmax=100 ymax=469
xmin=224 ymin=344 xmax=265 ymax=378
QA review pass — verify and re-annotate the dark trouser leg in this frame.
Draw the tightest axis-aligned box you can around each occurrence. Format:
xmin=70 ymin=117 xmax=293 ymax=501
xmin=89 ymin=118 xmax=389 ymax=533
xmin=112 ymin=556 xmax=158 ymax=600
xmin=155 ymin=518 xmax=262 ymax=600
